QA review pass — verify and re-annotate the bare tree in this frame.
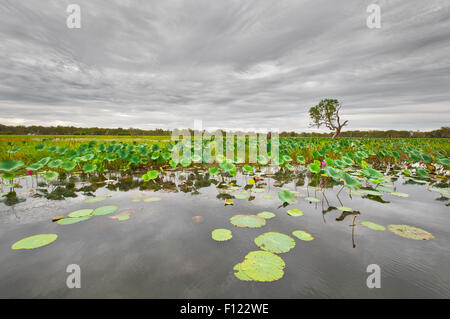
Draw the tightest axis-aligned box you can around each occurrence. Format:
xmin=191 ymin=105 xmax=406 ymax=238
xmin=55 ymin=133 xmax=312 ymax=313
xmin=309 ymin=99 xmax=349 ymax=139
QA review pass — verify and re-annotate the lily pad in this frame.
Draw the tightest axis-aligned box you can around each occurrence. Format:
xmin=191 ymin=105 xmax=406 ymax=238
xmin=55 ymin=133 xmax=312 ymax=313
xmin=304 ymin=197 xmax=320 ymax=203
xmin=234 ymin=194 xmax=248 ymax=200
xmin=0 ymin=159 xmax=24 ymax=172
xmin=11 ymin=234 xmax=58 ymax=250
xmin=391 ymin=192 xmax=409 ymax=198
xmin=233 ymin=263 xmax=253 ymax=281
xmin=211 ymin=228 xmax=232 ymax=241
xmin=388 ymin=224 xmax=434 ymax=240
xmin=254 ymin=232 xmax=295 ymax=253
xmin=360 ymin=221 xmax=386 ymax=231
xmin=93 ymin=205 xmax=119 ymax=216
xmin=230 ymin=214 xmax=266 ymax=228
xmin=292 ymin=230 xmax=314 ymax=241
xmin=144 ymin=197 xmax=162 ymax=202
xmin=57 ymin=216 xmax=91 ymax=225
xmin=253 ymin=188 xmax=266 ymax=193
xmin=337 ymin=206 xmax=353 ymax=212
xmin=240 ymin=250 xmax=285 ymax=282
xmin=68 ymin=209 xmax=93 ymax=218
xmin=278 ymin=189 xmax=297 ymax=204
xmin=262 ymin=195 xmax=275 ymax=200
xmin=84 ymin=196 xmax=108 ymax=203
xmin=287 ymin=208 xmax=303 ymax=217
xmin=257 ymin=211 xmax=276 ymax=219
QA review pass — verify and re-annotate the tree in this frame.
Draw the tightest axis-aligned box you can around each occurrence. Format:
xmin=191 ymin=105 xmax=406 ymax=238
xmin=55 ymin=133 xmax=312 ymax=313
xmin=309 ymin=99 xmax=348 ymax=139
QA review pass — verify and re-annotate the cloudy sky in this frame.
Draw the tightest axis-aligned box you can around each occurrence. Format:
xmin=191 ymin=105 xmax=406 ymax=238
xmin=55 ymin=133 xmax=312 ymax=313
xmin=0 ymin=0 xmax=449 ymax=132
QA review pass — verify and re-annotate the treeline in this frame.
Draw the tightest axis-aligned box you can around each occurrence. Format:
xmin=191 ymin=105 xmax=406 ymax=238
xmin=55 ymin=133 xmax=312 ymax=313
xmin=0 ymin=124 xmax=171 ymax=136
xmin=0 ymin=124 xmax=448 ymax=138
xmin=279 ymin=127 xmax=450 ymax=138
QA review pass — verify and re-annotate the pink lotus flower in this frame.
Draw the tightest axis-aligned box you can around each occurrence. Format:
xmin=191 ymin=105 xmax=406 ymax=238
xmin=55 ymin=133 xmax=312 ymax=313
xmin=26 ymin=171 xmax=33 ymax=175
xmin=321 ymin=161 xmax=326 ymax=166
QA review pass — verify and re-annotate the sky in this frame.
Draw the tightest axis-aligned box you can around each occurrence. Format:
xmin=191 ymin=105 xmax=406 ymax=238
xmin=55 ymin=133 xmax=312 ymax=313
xmin=0 ymin=0 xmax=449 ymax=132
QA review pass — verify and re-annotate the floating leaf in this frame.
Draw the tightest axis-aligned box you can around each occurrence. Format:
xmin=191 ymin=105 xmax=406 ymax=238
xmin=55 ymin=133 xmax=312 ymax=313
xmin=253 ymin=188 xmax=265 ymax=193
xmin=254 ymin=232 xmax=296 ymax=253
xmin=68 ymin=209 xmax=94 ymax=218
xmin=84 ymin=196 xmax=108 ymax=203
xmin=230 ymin=214 xmax=266 ymax=228
xmin=41 ymin=171 xmax=59 ymax=182
xmin=262 ymin=195 xmax=274 ymax=200
xmin=388 ymin=224 xmax=434 ymax=240
xmin=11 ymin=234 xmax=58 ymax=250
xmin=257 ymin=211 xmax=276 ymax=219
xmin=233 ymin=263 xmax=253 ymax=281
xmin=211 ymin=228 xmax=232 ymax=241
xmin=144 ymin=197 xmax=162 ymax=202
xmin=57 ymin=216 xmax=91 ymax=225
xmin=360 ymin=221 xmax=386 ymax=231
xmin=93 ymin=205 xmax=119 ymax=216
xmin=391 ymin=192 xmax=409 ymax=198
xmin=287 ymin=208 xmax=303 ymax=216
xmin=240 ymin=250 xmax=285 ymax=282
xmin=304 ymin=197 xmax=320 ymax=203
xmin=292 ymin=230 xmax=314 ymax=241
xmin=234 ymin=194 xmax=248 ymax=200
xmin=337 ymin=206 xmax=353 ymax=212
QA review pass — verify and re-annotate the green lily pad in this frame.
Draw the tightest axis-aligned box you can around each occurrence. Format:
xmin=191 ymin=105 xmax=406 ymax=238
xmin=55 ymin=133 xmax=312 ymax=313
xmin=11 ymin=234 xmax=58 ymax=250
xmin=337 ymin=206 xmax=353 ymax=212
xmin=211 ymin=228 xmax=232 ymax=241
xmin=388 ymin=224 xmax=434 ymax=240
xmin=0 ymin=159 xmax=24 ymax=172
xmin=233 ymin=263 xmax=253 ymax=281
xmin=292 ymin=230 xmax=314 ymax=241
xmin=253 ymin=188 xmax=266 ymax=193
xmin=304 ymin=197 xmax=320 ymax=203
xmin=84 ymin=196 xmax=108 ymax=203
xmin=117 ymin=215 xmax=130 ymax=221
xmin=93 ymin=205 xmax=119 ymax=216
xmin=362 ymin=190 xmax=384 ymax=196
xmin=287 ymin=208 xmax=303 ymax=216
xmin=144 ymin=197 xmax=162 ymax=202
xmin=68 ymin=209 xmax=93 ymax=218
xmin=230 ymin=214 xmax=266 ymax=228
xmin=391 ymin=192 xmax=409 ymax=198
xmin=262 ymin=195 xmax=275 ymax=200
xmin=278 ymin=189 xmax=297 ymax=204
xmin=257 ymin=211 xmax=276 ymax=219
xmin=234 ymin=194 xmax=248 ymax=199
xmin=254 ymin=232 xmax=295 ymax=253
xmin=240 ymin=250 xmax=285 ymax=282
xmin=360 ymin=221 xmax=386 ymax=231
xmin=57 ymin=216 xmax=91 ymax=225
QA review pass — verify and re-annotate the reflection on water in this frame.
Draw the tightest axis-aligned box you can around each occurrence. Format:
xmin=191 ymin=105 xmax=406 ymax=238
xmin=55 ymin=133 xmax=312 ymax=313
xmin=0 ymin=168 xmax=449 ymax=298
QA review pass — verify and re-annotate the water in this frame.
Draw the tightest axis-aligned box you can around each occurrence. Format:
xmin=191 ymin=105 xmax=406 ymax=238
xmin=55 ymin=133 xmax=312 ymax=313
xmin=0 ymin=170 xmax=449 ymax=298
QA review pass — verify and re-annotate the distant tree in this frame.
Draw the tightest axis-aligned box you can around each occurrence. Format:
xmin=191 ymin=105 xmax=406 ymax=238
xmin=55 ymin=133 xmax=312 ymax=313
xmin=309 ymin=99 xmax=349 ymax=139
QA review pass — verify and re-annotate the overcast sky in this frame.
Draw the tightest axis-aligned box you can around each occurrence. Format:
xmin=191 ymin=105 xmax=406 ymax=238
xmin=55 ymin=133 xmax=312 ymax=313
xmin=0 ymin=0 xmax=449 ymax=132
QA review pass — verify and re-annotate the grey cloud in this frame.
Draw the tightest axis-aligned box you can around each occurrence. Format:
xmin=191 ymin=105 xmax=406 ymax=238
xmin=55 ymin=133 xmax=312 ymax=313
xmin=0 ymin=0 xmax=449 ymax=131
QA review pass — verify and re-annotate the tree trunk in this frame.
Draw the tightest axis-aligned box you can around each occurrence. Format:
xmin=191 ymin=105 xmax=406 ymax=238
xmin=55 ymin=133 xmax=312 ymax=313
xmin=332 ymin=128 xmax=341 ymax=139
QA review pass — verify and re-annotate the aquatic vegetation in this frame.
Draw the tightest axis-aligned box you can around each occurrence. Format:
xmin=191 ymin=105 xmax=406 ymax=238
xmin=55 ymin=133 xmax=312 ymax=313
xmin=144 ymin=196 xmax=162 ymax=202
xmin=388 ymin=225 xmax=434 ymax=240
xmin=230 ymin=214 xmax=266 ymax=228
xmin=287 ymin=208 xmax=303 ymax=216
xmin=93 ymin=205 xmax=119 ymax=216
xmin=11 ymin=234 xmax=58 ymax=250
xmin=211 ymin=229 xmax=233 ymax=241
xmin=278 ymin=189 xmax=297 ymax=204
xmin=68 ymin=209 xmax=94 ymax=218
xmin=84 ymin=196 xmax=108 ymax=203
xmin=237 ymin=250 xmax=285 ymax=282
xmin=292 ymin=230 xmax=314 ymax=241
xmin=257 ymin=211 xmax=276 ymax=219
xmin=57 ymin=216 xmax=91 ymax=225
xmin=254 ymin=232 xmax=296 ymax=253
xmin=360 ymin=221 xmax=386 ymax=231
